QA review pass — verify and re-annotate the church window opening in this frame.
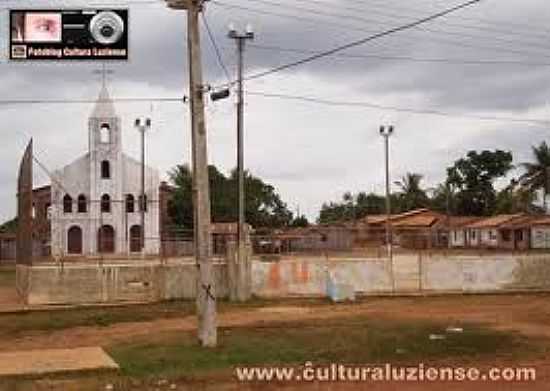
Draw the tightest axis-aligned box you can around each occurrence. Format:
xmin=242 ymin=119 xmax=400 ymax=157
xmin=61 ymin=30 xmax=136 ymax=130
xmin=100 ymin=123 xmax=111 ymax=143
xmin=126 ymin=194 xmax=135 ymax=213
xmin=139 ymin=194 xmax=148 ymax=212
xmin=101 ymin=160 xmax=111 ymax=179
xmin=130 ymin=225 xmax=142 ymax=252
xmin=63 ymin=195 xmax=73 ymax=213
xmin=101 ymin=194 xmax=111 ymax=213
xmin=77 ymin=195 xmax=87 ymax=213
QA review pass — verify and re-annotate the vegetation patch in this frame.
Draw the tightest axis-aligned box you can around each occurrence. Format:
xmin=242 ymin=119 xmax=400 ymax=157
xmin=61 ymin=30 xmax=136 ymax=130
xmin=108 ymin=316 xmax=541 ymax=380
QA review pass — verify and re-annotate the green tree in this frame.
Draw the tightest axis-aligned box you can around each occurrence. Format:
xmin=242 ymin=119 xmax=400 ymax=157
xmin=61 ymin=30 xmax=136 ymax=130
xmin=394 ymin=172 xmax=429 ymax=211
xmin=355 ymin=192 xmax=386 ymax=217
xmin=318 ymin=191 xmax=395 ymax=224
xmin=0 ymin=217 xmax=17 ymax=233
xmin=446 ymin=150 xmax=513 ymax=216
xmin=429 ymin=183 xmax=457 ymax=215
xmin=495 ymin=179 xmax=542 ymax=214
xmin=518 ymin=141 xmax=550 ymax=210
xmin=290 ymin=215 xmax=310 ymax=227
xmin=167 ymin=164 xmax=293 ymax=229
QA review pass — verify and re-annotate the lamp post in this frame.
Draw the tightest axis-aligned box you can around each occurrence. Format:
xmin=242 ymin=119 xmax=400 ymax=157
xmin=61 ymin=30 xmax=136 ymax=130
xmin=228 ymin=24 xmax=254 ymax=262
xmin=135 ymin=117 xmax=151 ymax=256
xmin=379 ymin=125 xmax=394 ymax=285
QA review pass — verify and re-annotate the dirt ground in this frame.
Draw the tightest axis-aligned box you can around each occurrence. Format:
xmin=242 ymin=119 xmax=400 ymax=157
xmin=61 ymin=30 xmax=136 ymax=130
xmin=0 ymin=294 xmax=550 ymax=390
xmin=2 ymin=294 xmax=550 ymax=352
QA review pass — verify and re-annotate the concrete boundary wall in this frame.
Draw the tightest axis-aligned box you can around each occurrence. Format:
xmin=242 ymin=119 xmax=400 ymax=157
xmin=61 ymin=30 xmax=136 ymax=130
xmin=17 ymin=261 xmax=228 ymax=305
xmin=16 ymin=254 xmax=550 ymax=305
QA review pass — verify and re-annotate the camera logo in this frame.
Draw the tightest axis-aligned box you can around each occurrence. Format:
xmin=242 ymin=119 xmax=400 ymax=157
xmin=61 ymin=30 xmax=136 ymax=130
xmin=89 ymin=11 xmax=125 ymax=45
xmin=11 ymin=45 xmax=27 ymax=59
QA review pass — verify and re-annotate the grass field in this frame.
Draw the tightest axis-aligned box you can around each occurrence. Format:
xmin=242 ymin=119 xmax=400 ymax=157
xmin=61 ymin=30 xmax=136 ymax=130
xmin=2 ymin=293 xmax=550 ymax=390
xmin=108 ymin=317 xmax=540 ymax=380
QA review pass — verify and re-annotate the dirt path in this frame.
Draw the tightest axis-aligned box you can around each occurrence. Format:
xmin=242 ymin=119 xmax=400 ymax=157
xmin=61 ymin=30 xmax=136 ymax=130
xmin=2 ymin=295 xmax=550 ymax=352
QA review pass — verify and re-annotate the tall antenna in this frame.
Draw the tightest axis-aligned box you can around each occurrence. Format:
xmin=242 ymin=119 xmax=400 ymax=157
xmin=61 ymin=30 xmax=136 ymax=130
xmin=92 ymin=63 xmax=114 ymax=90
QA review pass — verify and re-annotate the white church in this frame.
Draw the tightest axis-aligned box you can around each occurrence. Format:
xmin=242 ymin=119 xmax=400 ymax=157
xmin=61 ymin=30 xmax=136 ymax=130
xmin=47 ymin=85 xmax=161 ymax=258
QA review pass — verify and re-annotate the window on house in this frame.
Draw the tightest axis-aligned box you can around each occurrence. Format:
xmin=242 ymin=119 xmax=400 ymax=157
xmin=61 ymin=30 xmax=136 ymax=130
xmin=77 ymin=195 xmax=87 ymax=213
xmin=126 ymin=194 xmax=135 ymax=213
xmin=501 ymin=229 xmax=511 ymax=242
xmin=471 ymin=230 xmax=476 ymax=239
xmin=45 ymin=203 xmax=51 ymax=220
xmin=100 ymin=123 xmax=111 ymax=143
xmin=101 ymin=161 xmax=110 ymax=179
xmin=453 ymin=231 xmax=458 ymax=241
xmin=489 ymin=230 xmax=497 ymax=240
xmin=101 ymin=194 xmax=111 ymax=213
xmin=63 ymin=194 xmax=72 ymax=213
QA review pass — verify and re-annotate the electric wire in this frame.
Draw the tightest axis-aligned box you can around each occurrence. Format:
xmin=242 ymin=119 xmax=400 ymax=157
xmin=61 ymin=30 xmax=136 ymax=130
xmin=245 ymin=90 xmax=549 ymax=126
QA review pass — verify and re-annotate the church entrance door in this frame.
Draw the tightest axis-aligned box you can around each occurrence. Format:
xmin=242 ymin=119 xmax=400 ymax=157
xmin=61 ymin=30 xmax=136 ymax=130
xmin=98 ymin=225 xmax=115 ymax=253
xmin=67 ymin=226 xmax=82 ymax=254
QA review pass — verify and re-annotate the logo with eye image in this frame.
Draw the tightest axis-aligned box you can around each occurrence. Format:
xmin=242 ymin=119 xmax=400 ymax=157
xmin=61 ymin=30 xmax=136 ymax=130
xmin=24 ymin=12 xmax=62 ymax=43
xmin=11 ymin=45 xmax=27 ymax=59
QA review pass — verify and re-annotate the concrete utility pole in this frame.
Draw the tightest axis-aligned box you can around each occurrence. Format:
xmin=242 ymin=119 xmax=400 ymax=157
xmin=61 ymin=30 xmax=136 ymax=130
xmin=165 ymin=0 xmax=216 ymax=347
xmin=379 ymin=125 xmax=395 ymax=292
xmin=228 ymin=24 xmax=254 ymax=261
xmin=135 ymin=117 xmax=151 ymax=256
xmin=379 ymin=126 xmax=394 ymax=257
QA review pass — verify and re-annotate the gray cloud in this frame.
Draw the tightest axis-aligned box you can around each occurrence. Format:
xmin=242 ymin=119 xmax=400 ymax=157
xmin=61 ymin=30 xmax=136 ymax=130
xmin=1 ymin=0 xmax=549 ymax=222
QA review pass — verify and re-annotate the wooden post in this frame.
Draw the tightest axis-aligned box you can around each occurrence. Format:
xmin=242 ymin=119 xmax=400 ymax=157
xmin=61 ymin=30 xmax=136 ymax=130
xmin=187 ymin=0 xmax=216 ymax=347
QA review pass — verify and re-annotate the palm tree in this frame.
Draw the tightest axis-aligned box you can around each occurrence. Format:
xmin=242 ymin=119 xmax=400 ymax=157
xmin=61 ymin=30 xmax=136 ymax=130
xmin=519 ymin=141 xmax=550 ymax=210
xmin=394 ymin=173 xmax=429 ymax=211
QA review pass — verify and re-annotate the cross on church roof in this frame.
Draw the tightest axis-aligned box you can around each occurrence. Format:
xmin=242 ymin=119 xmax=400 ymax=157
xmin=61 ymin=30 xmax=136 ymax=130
xmin=92 ymin=63 xmax=115 ymax=90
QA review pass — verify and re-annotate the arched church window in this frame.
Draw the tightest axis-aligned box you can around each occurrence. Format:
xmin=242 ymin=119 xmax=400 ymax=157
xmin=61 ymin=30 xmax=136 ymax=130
xmin=101 ymin=161 xmax=111 ymax=179
xmin=77 ymin=195 xmax=87 ymax=213
xmin=126 ymin=194 xmax=135 ymax=213
xmin=139 ymin=194 xmax=148 ymax=212
xmin=100 ymin=123 xmax=111 ymax=143
xmin=63 ymin=195 xmax=73 ymax=213
xmin=101 ymin=194 xmax=111 ymax=213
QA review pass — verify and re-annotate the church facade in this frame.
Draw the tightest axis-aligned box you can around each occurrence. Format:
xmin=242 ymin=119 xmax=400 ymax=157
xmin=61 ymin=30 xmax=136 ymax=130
xmin=44 ymin=86 xmax=161 ymax=258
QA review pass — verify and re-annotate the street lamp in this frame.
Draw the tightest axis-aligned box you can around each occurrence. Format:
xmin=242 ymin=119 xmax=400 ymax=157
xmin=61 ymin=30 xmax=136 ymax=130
xmin=135 ymin=117 xmax=151 ymax=256
xmin=379 ymin=125 xmax=394 ymax=262
xmin=228 ymin=24 xmax=254 ymax=261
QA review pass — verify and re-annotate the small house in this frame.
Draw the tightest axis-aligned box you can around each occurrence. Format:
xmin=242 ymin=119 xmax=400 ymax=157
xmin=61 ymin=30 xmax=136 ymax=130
xmin=530 ymin=217 xmax=550 ymax=249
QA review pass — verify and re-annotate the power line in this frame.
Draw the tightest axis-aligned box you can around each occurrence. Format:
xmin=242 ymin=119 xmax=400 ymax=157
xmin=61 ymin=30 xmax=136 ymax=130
xmin=210 ymin=1 xmax=549 ymax=60
xmin=245 ymin=90 xmax=550 ymax=125
xmin=201 ymin=12 xmax=232 ymax=84
xmin=242 ymin=0 xmax=550 ymax=53
xmin=218 ymin=0 xmax=487 ymax=86
xmin=280 ymin=0 xmax=550 ymax=43
xmin=246 ymin=43 xmax=550 ymax=67
xmin=344 ymin=0 xmax=550 ymax=35
xmin=0 ymin=97 xmax=187 ymax=105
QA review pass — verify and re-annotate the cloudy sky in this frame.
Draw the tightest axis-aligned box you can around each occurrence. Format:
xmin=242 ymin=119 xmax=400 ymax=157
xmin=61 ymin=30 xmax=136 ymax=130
xmin=1 ymin=0 xmax=549 ymax=223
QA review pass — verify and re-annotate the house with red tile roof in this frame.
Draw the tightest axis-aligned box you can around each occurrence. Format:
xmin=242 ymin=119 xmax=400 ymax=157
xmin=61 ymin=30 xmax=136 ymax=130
xmin=464 ymin=214 xmax=529 ymax=249
xmin=448 ymin=216 xmax=484 ymax=248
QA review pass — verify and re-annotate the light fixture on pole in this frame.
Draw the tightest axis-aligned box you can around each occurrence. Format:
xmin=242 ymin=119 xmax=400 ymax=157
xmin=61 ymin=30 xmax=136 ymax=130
xmin=135 ymin=116 xmax=151 ymax=256
xmin=228 ymin=23 xmax=254 ymax=267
